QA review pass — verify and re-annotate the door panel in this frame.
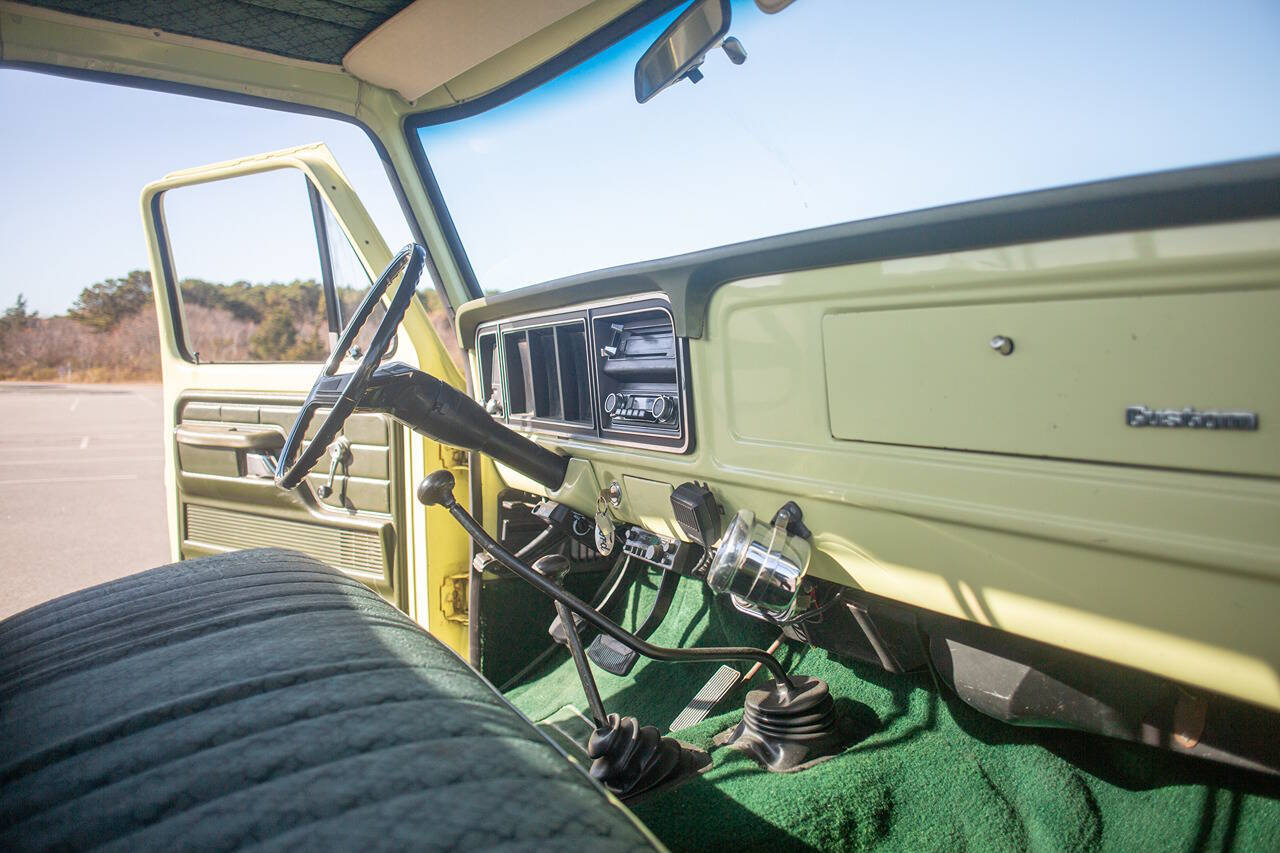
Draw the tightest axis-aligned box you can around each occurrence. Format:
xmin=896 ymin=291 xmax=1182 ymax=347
xmin=174 ymin=393 xmax=404 ymax=606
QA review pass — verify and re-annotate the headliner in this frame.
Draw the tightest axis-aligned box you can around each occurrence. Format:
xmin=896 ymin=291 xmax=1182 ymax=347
xmin=14 ymin=0 xmax=415 ymax=64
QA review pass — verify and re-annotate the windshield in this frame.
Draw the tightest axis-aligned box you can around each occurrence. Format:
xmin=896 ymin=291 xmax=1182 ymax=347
xmin=414 ymin=0 xmax=1280 ymax=295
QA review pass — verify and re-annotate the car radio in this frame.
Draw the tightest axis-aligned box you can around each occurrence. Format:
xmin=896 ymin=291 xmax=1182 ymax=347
xmin=603 ymin=391 xmax=678 ymax=425
xmin=593 ymin=305 xmax=688 ymax=451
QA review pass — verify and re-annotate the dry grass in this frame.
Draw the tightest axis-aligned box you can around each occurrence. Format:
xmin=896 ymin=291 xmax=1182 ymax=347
xmin=0 ymin=309 xmax=161 ymax=381
xmin=0 ymin=301 xmax=461 ymax=382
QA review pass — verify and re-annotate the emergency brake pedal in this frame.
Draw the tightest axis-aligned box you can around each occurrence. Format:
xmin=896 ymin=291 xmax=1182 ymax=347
xmin=587 ymin=567 xmax=679 ymax=676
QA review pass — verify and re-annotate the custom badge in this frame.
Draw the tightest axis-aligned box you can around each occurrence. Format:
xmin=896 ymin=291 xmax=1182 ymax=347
xmin=1125 ymin=406 xmax=1258 ymax=431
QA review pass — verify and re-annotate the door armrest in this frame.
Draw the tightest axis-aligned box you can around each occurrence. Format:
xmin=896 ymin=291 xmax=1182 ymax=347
xmin=174 ymin=424 xmax=285 ymax=452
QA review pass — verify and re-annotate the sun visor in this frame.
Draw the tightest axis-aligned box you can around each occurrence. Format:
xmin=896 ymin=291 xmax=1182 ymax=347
xmin=343 ymin=0 xmax=600 ymax=102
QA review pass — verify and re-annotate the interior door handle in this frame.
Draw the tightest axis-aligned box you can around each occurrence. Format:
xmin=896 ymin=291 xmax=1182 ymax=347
xmin=174 ymin=424 xmax=285 ymax=452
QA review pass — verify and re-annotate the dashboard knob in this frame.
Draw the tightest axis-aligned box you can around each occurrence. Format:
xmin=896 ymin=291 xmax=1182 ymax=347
xmin=604 ymin=392 xmax=620 ymax=415
xmin=651 ymin=395 xmax=677 ymax=422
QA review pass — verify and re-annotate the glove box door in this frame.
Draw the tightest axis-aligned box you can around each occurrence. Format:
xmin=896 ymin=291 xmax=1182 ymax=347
xmin=823 ymin=288 xmax=1275 ymax=476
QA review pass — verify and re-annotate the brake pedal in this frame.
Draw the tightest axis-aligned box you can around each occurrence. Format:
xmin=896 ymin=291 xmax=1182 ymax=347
xmin=547 ymin=553 xmax=640 ymax=647
xmin=587 ymin=567 xmax=680 ymax=675
xmin=587 ymin=632 xmax=640 ymax=676
xmin=670 ymin=665 xmax=742 ymax=732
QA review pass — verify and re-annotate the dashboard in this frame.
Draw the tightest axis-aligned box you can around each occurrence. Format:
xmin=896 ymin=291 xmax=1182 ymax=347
xmin=456 ymin=158 xmax=1280 ymax=722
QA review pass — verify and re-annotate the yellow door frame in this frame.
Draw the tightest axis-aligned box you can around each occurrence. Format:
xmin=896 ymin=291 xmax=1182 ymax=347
xmin=141 ymin=143 xmax=471 ymax=656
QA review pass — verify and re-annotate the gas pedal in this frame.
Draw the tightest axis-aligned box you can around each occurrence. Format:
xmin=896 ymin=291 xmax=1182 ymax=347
xmin=587 ymin=632 xmax=640 ymax=676
xmin=670 ymin=664 xmax=741 ymax=732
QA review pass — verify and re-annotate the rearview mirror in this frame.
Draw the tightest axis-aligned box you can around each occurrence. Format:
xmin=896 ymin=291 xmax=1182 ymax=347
xmin=634 ymin=0 xmax=732 ymax=104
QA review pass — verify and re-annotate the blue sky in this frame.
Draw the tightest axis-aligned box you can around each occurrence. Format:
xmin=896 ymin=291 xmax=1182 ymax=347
xmin=0 ymin=71 xmax=410 ymax=316
xmin=419 ymin=0 xmax=1280 ymax=292
xmin=3 ymin=0 xmax=1280 ymax=315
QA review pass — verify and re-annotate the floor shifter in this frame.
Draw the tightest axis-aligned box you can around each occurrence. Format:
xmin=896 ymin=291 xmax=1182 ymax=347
xmin=416 ymin=469 xmax=854 ymax=782
xmin=531 ymin=553 xmax=698 ymax=799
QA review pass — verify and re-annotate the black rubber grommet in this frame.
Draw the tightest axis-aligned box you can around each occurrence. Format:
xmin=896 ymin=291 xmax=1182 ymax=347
xmin=720 ymin=675 xmax=855 ymax=771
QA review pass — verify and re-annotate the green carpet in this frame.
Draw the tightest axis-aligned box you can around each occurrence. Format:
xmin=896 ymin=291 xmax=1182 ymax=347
xmin=505 ymin=572 xmax=1280 ymax=851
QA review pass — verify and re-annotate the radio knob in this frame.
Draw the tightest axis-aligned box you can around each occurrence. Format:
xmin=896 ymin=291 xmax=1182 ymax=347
xmin=651 ymin=395 xmax=677 ymax=422
xmin=604 ymin=393 xmax=621 ymax=415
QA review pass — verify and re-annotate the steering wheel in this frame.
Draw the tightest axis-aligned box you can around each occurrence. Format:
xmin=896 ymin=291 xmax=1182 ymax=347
xmin=275 ymin=243 xmax=427 ymax=491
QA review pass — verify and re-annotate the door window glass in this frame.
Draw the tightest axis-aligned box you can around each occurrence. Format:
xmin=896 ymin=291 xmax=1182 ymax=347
xmin=164 ymin=169 xmax=333 ymax=363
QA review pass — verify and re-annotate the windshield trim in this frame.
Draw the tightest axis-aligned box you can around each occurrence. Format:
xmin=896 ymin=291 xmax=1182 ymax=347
xmin=403 ymin=0 xmax=682 ymax=300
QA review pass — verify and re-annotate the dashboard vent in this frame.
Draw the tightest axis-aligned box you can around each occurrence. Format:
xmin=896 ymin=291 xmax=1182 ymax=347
xmin=501 ymin=322 xmax=592 ymax=426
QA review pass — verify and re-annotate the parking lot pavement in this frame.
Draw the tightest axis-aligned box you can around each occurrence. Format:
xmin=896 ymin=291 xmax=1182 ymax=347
xmin=0 ymin=382 xmax=171 ymax=619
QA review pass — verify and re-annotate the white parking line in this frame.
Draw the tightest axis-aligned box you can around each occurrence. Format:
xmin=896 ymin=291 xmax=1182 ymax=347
xmin=0 ymin=455 xmax=163 ymax=466
xmin=80 ymin=436 xmax=90 ymax=450
xmin=69 ymin=396 xmax=80 ymax=412
xmin=0 ymin=442 xmax=160 ymax=453
xmin=0 ymin=474 xmax=139 ymax=486
xmin=2 ymin=430 xmax=150 ymax=438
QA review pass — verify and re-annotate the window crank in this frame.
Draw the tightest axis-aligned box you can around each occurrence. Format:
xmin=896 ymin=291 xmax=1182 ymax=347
xmin=318 ymin=435 xmax=352 ymax=499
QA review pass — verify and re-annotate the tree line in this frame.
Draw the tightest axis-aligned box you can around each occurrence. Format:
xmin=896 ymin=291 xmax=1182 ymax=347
xmin=0 ymin=271 xmax=457 ymax=381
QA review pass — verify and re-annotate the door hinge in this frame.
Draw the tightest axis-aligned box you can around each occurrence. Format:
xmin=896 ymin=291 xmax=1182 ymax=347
xmin=441 ymin=572 xmax=469 ymax=623
xmin=437 ymin=445 xmax=469 ymax=471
